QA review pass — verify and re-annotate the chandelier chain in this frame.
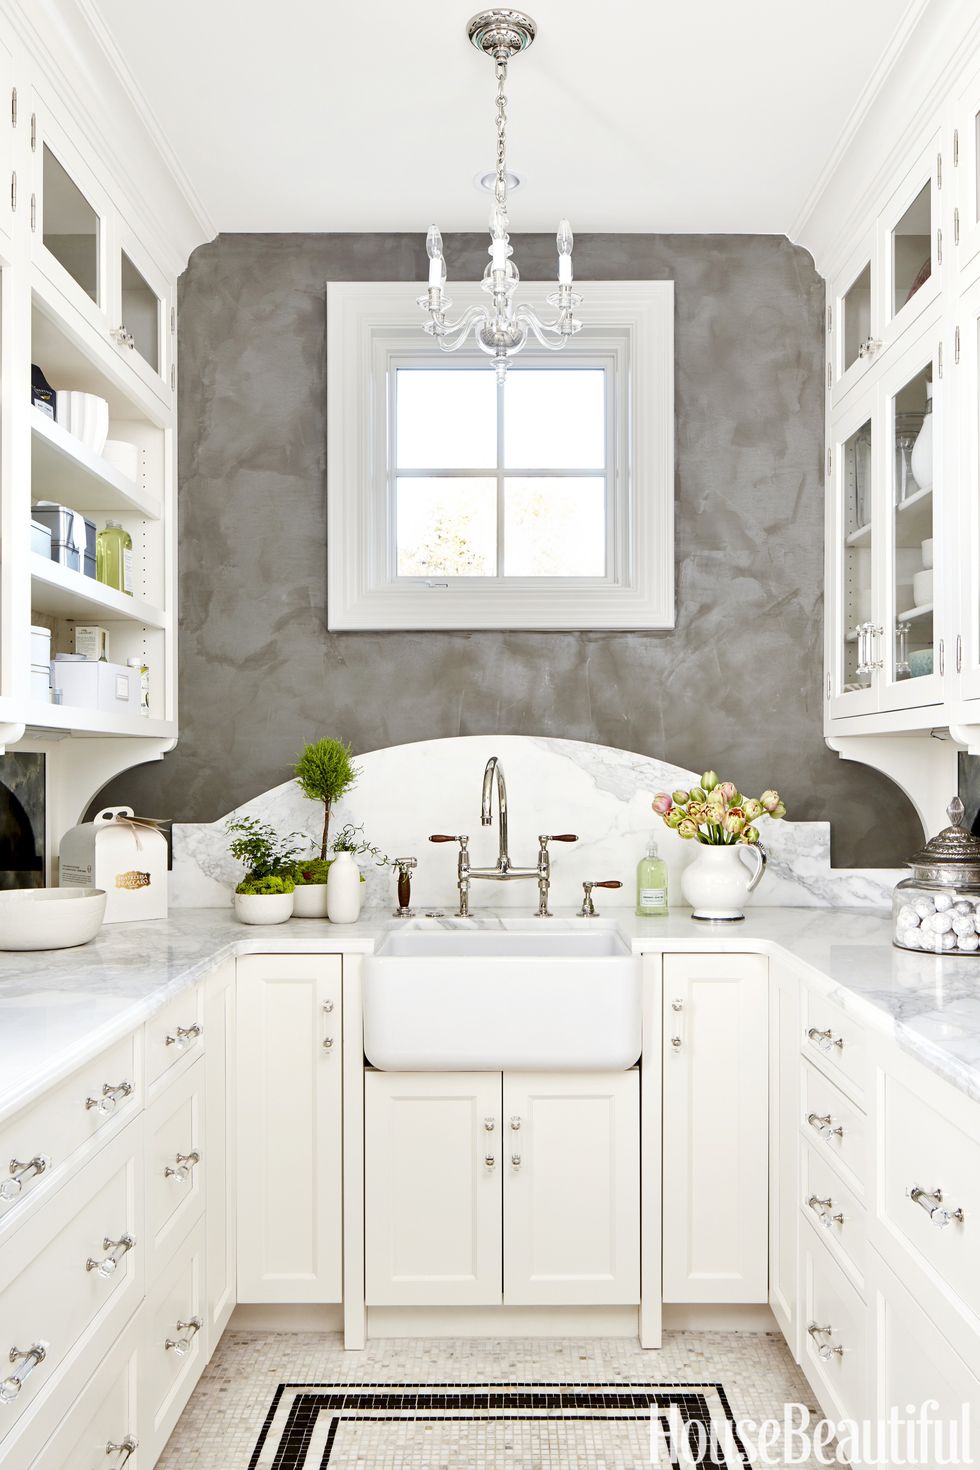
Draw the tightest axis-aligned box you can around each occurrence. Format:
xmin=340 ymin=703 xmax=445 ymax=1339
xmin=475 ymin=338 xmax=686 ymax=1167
xmin=494 ymin=58 xmax=508 ymax=216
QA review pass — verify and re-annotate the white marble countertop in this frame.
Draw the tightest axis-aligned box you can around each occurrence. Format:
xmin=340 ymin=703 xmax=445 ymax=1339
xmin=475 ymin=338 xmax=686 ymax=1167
xmin=1 ymin=905 xmax=979 ymax=1125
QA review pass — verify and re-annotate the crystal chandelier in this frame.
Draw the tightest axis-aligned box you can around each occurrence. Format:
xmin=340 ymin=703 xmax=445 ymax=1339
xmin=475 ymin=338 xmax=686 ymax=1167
xmin=418 ymin=8 xmax=582 ymax=381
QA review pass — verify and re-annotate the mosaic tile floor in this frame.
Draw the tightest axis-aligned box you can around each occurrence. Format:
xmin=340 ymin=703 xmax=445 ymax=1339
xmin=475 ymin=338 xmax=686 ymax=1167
xmin=158 ymin=1329 xmax=824 ymax=1469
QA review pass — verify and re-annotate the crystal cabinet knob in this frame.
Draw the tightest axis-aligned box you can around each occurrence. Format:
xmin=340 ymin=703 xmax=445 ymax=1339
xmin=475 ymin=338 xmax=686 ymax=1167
xmin=86 ymin=1233 xmax=135 ymax=1279
xmin=164 ymin=1317 xmax=202 ymax=1356
xmin=0 ymin=1342 xmax=47 ymax=1404
xmin=164 ymin=1150 xmax=201 ymax=1184
xmin=1 ymin=1154 xmax=49 ymax=1201
xmin=85 ymin=1082 xmax=133 ymax=1116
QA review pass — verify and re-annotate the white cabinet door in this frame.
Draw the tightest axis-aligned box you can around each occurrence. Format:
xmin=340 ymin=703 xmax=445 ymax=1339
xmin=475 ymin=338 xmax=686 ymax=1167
xmin=662 ymin=954 xmax=769 ymax=1303
xmin=503 ymin=1070 xmax=639 ymax=1306
xmin=204 ymin=958 xmax=236 ymax=1347
xmin=365 ymin=1071 xmax=502 ymax=1306
xmin=236 ymin=955 xmax=342 ymax=1303
xmin=769 ymin=958 xmax=800 ymax=1351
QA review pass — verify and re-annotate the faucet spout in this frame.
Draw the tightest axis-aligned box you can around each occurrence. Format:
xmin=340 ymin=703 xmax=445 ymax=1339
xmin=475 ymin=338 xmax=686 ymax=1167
xmin=481 ymin=756 xmax=510 ymax=870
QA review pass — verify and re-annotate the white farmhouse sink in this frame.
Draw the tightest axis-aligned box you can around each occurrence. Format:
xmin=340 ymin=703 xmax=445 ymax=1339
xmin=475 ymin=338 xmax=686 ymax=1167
xmin=363 ymin=924 xmax=642 ymax=1071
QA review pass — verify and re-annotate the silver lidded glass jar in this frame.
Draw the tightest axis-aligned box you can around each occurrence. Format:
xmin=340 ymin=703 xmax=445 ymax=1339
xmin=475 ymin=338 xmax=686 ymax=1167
xmin=893 ymin=797 xmax=980 ymax=953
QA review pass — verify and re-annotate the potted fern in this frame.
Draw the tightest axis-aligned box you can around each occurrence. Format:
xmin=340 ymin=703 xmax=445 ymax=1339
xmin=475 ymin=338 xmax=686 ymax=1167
xmin=292 ymin=738 xmax=359 ymax=918
xmin=227 ymin=818 xmax=302 ymax=925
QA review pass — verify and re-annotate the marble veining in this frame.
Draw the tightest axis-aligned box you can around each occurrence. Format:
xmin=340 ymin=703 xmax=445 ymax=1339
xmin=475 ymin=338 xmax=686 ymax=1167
xmin=2 ymin=905 xmax=980 ymax=1128
xmin=170 ymin=736 xmax=904 ymax=913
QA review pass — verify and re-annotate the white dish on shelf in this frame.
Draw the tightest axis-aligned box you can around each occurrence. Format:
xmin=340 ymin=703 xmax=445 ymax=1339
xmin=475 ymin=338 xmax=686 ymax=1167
xmin=55 ymin=391 xmax=110 ymax=455
xmin=913 ymin=568 xmax=934 ymax=607
xmin=921 ymin=537 xmax=934 ymax=569
xmin=0 ymin=887 xmax=106 ymax=950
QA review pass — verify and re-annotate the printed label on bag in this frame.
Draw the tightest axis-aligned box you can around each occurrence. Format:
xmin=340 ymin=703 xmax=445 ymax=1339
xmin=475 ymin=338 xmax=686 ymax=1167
xmin=639 ymin=887 xmax=667 ymax=909
xmin=123 ymin=547 xmax=134 ymax=594
xmin=115 ymin=870 xmax=151 ymax=890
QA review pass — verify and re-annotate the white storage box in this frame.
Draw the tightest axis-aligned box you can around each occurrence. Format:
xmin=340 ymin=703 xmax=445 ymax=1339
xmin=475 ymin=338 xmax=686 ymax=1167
xmin=30 ymin=625 xmax=51 ymax=664
xmin=52 ymin=658 xmax=140 ymax=714
xmin=30 ymin=664 xmax=51 ymax=702
xmin=60 ymin=806 xmax=168 ymax=923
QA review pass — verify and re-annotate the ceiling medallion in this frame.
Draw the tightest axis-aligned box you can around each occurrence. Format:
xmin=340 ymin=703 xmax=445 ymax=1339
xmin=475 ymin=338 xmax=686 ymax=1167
xmin=418 ymin=9 xmax=582 ymax=380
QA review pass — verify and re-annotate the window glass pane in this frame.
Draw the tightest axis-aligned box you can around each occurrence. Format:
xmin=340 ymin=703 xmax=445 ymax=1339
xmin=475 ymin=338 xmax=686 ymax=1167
xmin=396 ymin=477 xmax=496 ymax=576
xmin=503 ymin=478 xmax=606 ymax=576
xmin=396 ymin=370 xmax=497 ymax=469
xmin=121 ymin=251 xmax=160 ymax=372
xmin=504 ymin=370 xmax=605 ymax=469
xmin=842 ymin=263 xmax=871 ymax=373
xmin=891 ymin=182 xmax=931 ymax=317
xmin=42 ymin=145 xmax=99 ymax=304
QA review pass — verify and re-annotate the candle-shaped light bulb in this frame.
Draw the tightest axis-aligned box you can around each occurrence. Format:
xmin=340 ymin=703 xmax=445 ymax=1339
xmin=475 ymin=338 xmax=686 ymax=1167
xmin=557 ymin=218 xmax=573 ymax=284
xmin=426 ymin=225 xmax=444 ymax=287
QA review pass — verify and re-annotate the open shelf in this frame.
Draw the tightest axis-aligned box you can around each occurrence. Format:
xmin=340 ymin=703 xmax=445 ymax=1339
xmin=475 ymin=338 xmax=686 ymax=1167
xmin=21 ymin=700 xmax=175 ymax=739
xmin=31 ymin=409 xmax=161 ymax=519
xmin=30 ymin=553 xmax=167 ymax=626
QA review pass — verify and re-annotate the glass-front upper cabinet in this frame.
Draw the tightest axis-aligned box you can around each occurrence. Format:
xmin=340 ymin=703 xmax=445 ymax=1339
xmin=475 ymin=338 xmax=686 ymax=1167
xmin=829 ymin=405 xmax=877 ymax=718
xmin=831 ymin=236 xmax=875 ymax=406
xmin=880 ymin=139 xmax=941 ymax=350
xmin=31 ymin=99 xmax=110 ymax=336
xmin=111 ymin=218 xmax=172 ymax=402
xmin=954 ymin=56 xmax=980 ymax=282
xmin=956 ymin=278 xmax=980 ymax=705
xmin=879 ymin=336 xmax=943 ymax=711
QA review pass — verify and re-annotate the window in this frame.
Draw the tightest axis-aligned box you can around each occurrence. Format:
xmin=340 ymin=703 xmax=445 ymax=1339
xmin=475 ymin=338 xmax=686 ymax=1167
xmin=327 ymin=281 xmax=674 ymax=630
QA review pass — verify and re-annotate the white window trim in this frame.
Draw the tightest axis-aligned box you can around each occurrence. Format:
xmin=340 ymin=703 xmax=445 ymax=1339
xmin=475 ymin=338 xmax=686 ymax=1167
xmin=326 ymin=280 xmax=674 ymax=631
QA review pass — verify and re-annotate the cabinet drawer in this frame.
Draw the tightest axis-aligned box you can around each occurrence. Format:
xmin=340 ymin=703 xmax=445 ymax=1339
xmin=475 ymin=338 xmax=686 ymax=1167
xmin=800 ymin=1058 xmax=867 ymax=1197
xmin=146 ymin=986 xmax=204 ymax=1088
xmin=0 ymin=1122 xmax=143 ymax=1461
xmin=800 ymin=1219 xmax=868 ymax=1427
xmin=27 ymin=1316 xmax=141 ymax=1470
xmin=0 ymin=1033 xmax=140 ymax=1232
xmin=800 ymin=1138 xmax=866 ymax=1291
xmin=146 ymin=1057 xmax=205 ymax=1276
xmin=801 ymin=989 xmax=866 ymax=1103
xmin=869 ymin=1249 xmax=980 ymax=1436
xmin=876 ymin=1060 xmax=980 ymax=1343
xmin=141 ymin=1216 xmax=207 ymax=1465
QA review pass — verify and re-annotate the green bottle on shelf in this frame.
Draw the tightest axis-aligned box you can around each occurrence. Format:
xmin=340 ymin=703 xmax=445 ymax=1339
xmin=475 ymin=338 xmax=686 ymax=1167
xmin=97 ymin=521 xmax=134 ymax=597
xmin=636 ymin=837 xmax=668 ymax=917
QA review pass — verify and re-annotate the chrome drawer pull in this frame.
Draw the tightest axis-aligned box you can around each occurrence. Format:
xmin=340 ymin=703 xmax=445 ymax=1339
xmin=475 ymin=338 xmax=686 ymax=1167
xmin=86 ymin=1081 xmax=133 ymax=1115
xmin=164 ymin=1317 xmax=202 ymax=1357
xmin=807 ymin=1111 xmax=844 ymax=1139
xmin=0 ymin=1342 xmax=47 ymax=1403
xmin=484 ymin=1153 xmax=496 ymax=1169
xmin=908 ymin=1185 xmax=965 ymax=1228
xmin=104 ymin=1435 xmax=138 ymax=1467
xmin=164 ymin=1150 xmax=201 ymax=1183
xmin=165 ymin=1022 xmax=201 ymax=1048
xmin=86 ymin=1233 xmax=136 ymax=1279
xmin=1 ymin=1154 xmax=50 ymax=1201
xmin=807 ymin=1026 xmax=844 ymax=1052
xmin=807 ymin=1321 xmax=845 ymax=1359
xmin=807 ymin=1194 xmax=844 ymax=1227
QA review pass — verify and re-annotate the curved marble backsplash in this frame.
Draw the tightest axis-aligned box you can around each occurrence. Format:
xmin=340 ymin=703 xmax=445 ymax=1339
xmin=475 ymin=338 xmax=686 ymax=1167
xmin=171 ymin=735 xmax=901 ymax=911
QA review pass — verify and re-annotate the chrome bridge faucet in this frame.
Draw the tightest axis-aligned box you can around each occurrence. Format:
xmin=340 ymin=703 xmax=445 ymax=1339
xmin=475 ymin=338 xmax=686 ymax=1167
xmin=430 ymin=756 xmax=577 ymax=916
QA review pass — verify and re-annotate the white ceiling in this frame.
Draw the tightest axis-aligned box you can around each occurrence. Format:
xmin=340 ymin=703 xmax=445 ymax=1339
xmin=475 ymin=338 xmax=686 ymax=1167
xmin=90 ymin=0 xmax=916 ymax=236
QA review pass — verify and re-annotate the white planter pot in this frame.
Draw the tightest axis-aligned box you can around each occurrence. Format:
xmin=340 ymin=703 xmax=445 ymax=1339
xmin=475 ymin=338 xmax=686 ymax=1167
xmin=326 ymin=852 xmax=362 ymax=924
xmin=292 ymin=882 xmax=329 ymax=919
xmin=234 ymin=890 xmax=294 ymax=925
xmin=680 ymin=843 xmax=766 ymax=921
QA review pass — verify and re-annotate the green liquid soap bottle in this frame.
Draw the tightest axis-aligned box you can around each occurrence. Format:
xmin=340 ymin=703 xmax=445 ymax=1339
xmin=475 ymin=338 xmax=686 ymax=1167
xmin=636 ymin=837 xmax=668 ymax=917
xmin=97 ymin=521 xmax=134 ymax=596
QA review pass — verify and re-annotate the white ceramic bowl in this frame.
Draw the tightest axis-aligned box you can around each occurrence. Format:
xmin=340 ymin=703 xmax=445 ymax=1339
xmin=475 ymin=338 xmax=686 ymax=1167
xmin=912 ymin=568 xmax=934 ymax=608
xmin=921 ymin=538 xmax=934 ymax=569
xmin=233 ymin=891 xmax=294 ymax=926
xmin=0 ymin=887 xmax=106 ymax=951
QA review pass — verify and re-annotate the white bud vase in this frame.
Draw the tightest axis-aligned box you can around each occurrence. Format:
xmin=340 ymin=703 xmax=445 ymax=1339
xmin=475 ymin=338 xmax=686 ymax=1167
xmin=910 ymin=382 xmax=933 ymax=493
xmin=680 ymin=843 xmax=766 ymax=921
xmin=326 ymin=851 xmax=362 ymax=924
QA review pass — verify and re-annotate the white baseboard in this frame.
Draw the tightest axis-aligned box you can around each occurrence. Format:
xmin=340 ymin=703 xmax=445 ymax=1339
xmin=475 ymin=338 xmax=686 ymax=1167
xmin=368 ymin=1305 xmax=640 ymax=1338
xmin=230 ymin=1304 xmax=344 ymax=1332
xmin=662 ymin=1304 xmax=779 ymax=1332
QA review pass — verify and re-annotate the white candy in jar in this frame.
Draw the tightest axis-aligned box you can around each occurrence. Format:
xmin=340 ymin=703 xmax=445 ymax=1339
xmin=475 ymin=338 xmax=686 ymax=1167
xmin=934 ymin=892 xmax=954 ymax=912
xmin=952 ymin=913 xmax=976 ymax=936
xmin=914 ymin=897 xmax=937 ymax=919
xmin=927 ymin=911 xmax=955 ymax=934
xmin=897 ymin=905 xmax=921 ymax=929
xmin=957 ymin=932 xmax=980 ymax=951
xmin=953 ymin=900 xmax=974 ymax=916
xmin=942 ymin=930 xmax=959 ymax=950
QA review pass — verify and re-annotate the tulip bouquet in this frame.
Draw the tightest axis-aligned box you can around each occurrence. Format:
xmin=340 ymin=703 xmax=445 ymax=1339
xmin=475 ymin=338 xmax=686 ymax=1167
xmin=652 ymin=771 xmax=786 ymax=845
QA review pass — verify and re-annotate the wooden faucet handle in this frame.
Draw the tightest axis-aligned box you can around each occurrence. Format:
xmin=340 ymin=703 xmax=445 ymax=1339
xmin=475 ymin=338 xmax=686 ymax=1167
xmin=429 ymin=834 xmax=460 ymax=843
xmin=593 ymin=880 xmax=623 ymax=889
xmin=546 ymin=834 xmax=579 ymax=843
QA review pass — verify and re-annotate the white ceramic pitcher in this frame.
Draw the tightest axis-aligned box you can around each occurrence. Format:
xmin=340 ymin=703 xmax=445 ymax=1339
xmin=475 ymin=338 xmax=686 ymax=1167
xmin=680 ymin=843 xmax=767 ymax=921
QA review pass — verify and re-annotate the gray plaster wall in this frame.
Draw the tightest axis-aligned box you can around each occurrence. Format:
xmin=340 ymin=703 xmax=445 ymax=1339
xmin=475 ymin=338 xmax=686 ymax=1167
xmin=99 ymin=232 xmax=920 ymax=868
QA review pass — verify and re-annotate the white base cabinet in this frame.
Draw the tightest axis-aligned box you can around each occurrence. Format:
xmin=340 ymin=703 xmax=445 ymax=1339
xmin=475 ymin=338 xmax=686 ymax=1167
xmin=235 ymin=955 xmax=342 ymax=1304
xmin=365 ymin=1069 xmax=640 ymax=1309
xmin=662 ymin=954 xmax=769 ymax=1304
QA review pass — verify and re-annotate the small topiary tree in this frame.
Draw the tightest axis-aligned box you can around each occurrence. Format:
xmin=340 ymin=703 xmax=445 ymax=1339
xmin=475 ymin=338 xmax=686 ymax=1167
xmin=294 ymin=738 xmax=360 ymax=861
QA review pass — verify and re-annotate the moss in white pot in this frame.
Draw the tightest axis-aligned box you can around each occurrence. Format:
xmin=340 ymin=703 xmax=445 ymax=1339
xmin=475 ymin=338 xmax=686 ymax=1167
xmin=227 ymin=818 xmax=302 ymax=926
xmin=233 ymin=873 xmax=295 ymax=925
xmin=291 ymin=858 xmax=333 ymax=919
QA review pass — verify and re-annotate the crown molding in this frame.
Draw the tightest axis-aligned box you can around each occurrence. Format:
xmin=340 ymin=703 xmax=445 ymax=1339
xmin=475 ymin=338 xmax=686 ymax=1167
xmin=2 ymin=0 xmax=214 ymax=275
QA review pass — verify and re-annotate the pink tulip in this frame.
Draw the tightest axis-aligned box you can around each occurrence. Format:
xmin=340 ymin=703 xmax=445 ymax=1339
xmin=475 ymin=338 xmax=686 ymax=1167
xmin=716 ymin=782 xmax=737 ymax=805
xmin=652 ymin=794 xmax=673 ymax=816
xmin=760 ymin=789 xmax=780 ymax=813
